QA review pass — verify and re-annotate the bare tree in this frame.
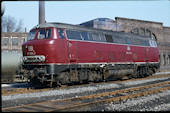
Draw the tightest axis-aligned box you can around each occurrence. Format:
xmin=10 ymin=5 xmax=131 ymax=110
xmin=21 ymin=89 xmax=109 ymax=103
xmin=1 ymin=15 xmax=24 ymax=32
xmin=15 ymin=19 xmax=24 ymax=32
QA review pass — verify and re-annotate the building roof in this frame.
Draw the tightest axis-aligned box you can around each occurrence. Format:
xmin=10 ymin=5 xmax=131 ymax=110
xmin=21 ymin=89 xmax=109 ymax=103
xmin=115 ymin=17 xmax=163 ymax=25
xmin=31 ymin=22 xmax=119 ymax=35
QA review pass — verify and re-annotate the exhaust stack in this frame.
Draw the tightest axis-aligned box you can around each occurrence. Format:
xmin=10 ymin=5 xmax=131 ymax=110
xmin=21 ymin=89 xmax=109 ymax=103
xmin=39 ymin=1 xmax=45 ymax=24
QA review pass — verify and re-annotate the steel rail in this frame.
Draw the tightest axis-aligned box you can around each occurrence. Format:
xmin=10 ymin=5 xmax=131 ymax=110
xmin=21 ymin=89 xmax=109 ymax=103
xmin=2 ymin=81 xmax=170 ymax=112
xmin=58 ymin=86 xmax=170 ymax=112
xmin=2 ymin=74 xmax=170 ymax=96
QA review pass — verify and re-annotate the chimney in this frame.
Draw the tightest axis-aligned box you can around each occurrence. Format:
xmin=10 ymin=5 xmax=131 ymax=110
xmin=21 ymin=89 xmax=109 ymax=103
xmin=39 ymin=1 xmax=45 ymax=24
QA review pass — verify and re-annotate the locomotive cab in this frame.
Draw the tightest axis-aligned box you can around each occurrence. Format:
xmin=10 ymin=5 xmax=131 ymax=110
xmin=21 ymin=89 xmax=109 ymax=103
xmin=22 ymin=24 xmax=69 ymax=86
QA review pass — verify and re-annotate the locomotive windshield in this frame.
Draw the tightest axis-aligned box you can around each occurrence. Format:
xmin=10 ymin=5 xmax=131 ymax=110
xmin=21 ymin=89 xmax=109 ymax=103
xmin=27 ymin=30 xmax=36 ymax=41
xmin=38 ymin=29 xmax=51 ymax=39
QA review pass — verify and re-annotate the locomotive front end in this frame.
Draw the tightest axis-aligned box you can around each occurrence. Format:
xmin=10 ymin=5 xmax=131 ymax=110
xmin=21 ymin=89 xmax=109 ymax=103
xmin=22 ymin=25 xmax=60 ymax=85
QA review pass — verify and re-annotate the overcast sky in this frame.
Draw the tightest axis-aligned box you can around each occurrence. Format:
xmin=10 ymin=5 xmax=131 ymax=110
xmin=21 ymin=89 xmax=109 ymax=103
xmin=2 ymin=0 xmax=170 ymax=32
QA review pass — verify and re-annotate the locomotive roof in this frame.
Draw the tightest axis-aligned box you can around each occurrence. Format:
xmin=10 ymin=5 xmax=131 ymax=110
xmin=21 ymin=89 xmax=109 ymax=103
xmin=31 ymin=22 xmax=117 ymax=34
xmin=31 ymin=22 xmax=151 ymax=41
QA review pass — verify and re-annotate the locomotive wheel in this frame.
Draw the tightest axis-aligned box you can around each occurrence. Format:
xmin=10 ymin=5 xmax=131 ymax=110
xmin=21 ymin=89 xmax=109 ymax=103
xmin=126 ymin=74 xmax=133 ymax=79
xmin=45 ymin=81 xmax=58 ymax=87
xmin=98 ymin=72 xmax=104 ymax=82
xmin=59 ymin=72 xmax=70 ymax=85
xmin=90 ymin=71 xmax=98 ymax=82
xmin=30 ymin=76 xmax=41 ymax=85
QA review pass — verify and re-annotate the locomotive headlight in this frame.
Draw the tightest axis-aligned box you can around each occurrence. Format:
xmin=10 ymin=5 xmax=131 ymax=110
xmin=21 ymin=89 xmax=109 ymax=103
xmin=39 ymin=56 xmax=45 ymax=61
xmin=36 ymin=56 xmax=45 ymax=62
xmin=22 ymin=57 xmax=27 ymax=62
xmin=36 ymin=57 xmax=41 ymax=62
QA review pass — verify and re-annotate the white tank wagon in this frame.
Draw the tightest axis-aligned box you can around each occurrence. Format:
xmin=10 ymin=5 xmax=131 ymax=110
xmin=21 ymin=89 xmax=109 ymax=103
xmin=1 ymin=52 xmax=23 ymax=83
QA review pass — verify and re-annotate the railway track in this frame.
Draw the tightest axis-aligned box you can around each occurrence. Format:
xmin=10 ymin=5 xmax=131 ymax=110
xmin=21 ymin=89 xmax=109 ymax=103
xmin=2 ymin=80 xmax=170 ymax=112
xmin=2 ymin=74 xmax=170 ymax=96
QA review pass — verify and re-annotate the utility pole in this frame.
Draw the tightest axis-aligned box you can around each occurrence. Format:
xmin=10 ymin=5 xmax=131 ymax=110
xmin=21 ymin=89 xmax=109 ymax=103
xmin=39 ymin=1 xmax=45 ymax=24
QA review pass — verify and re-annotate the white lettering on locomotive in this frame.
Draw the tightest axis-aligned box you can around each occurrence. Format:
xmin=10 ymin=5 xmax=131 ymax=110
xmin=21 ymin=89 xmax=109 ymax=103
xmin=27 ymin=46 xmax=36 ymax=55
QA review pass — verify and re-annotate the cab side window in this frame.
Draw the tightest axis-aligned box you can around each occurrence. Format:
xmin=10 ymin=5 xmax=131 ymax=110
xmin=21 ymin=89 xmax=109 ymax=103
xmin=58 ymin=29 xmax=65 ymax=39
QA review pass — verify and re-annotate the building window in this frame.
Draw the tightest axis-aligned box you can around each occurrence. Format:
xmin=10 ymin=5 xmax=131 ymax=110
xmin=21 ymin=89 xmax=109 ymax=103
xmin=151 ymin=34 xmax=156 ymax=41
xmin=12 ymin=38 xmax=18 ymax=46
xmin=168 ymin=55 xmax=170 ymax=65
xmin=2 ymin=38 xmax=9 ymax=46
xmin=22 ymin=38 xmax=25 ymax=44
xmin=12 ymin=49 xmax=18 ymax=52
xmin=131 ymin=28 xmax=139 ymax=34
xmin=139 ymin=28 xmax=145 ymax=36
xmin=163 ymin=55 xmax=166 ymax=66
xmin=146 ymin=30 xmax=151 ymax=37
xmin=131 ymin=28 xmax=157 ymax=41
xmin=159 ymin=55 xmax=161 ymax=64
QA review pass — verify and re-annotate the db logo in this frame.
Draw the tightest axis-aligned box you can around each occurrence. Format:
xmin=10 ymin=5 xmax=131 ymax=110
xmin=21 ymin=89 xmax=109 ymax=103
xmin=28 ymin=46 xmax=33 ymax=51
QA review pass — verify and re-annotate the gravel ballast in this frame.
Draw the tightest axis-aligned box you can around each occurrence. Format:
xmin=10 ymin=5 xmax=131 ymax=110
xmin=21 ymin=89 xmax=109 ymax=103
xmin=2 ymin=76 xmax=170 ymax=101
xmin=2 ymin=73 xmax=170 ymax=111
xmin=104 ymin=90 xmax=170 ymax=111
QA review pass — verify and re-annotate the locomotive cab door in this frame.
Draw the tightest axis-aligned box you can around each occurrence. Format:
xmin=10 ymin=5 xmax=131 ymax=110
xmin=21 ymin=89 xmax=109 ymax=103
xmin=67 ymin=41 xmax=78 ymax=62
xmin=145 ymin=47 xmax=150 ymax=62
xmin=57 ymin=28 xmax=68 ymax=62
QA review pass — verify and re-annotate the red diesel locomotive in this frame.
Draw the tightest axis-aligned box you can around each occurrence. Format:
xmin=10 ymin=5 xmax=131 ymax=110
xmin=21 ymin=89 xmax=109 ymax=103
xmin=22 ymin=22 xmax=160 ymax=86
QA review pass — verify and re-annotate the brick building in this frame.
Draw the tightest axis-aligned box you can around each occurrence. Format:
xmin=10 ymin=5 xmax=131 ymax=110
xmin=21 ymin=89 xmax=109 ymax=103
xmin=80 ymin=17 xmax=170 ymax=71
xmin=1 ymin=32 xmax=28 ymax=52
